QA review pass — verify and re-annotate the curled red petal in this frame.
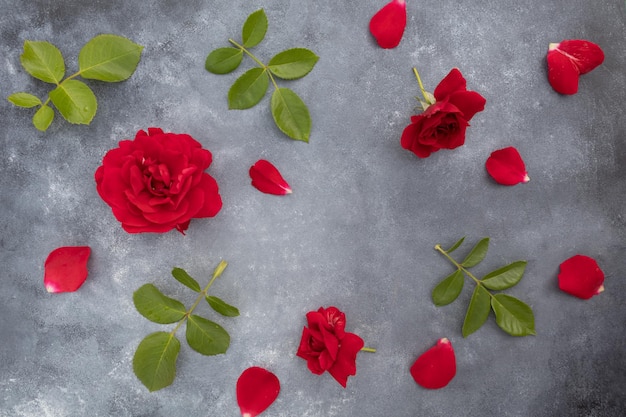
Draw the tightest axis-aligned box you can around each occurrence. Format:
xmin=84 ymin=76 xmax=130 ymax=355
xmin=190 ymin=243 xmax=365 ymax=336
xmin=558 ymin=254 xmax=605 ymax=299
xmin=410 ymin=338 xmax=456 ymax=389
xmin=369 ymin=0 xmax=406 ymax=49
xmin=485 ymin=146 xmax=530 ymax=186
xmin=249 ymin=160 xmax=292 ymax=195
xmin=554 ymin=40 xmax=604 ymax=75
xmin=236 ymin=367 xmax=280 ymax=417
xmin=44 ymin=246 xmax=91 ymax=293
xmin=547 ymin=47 xmax=580 ymax=95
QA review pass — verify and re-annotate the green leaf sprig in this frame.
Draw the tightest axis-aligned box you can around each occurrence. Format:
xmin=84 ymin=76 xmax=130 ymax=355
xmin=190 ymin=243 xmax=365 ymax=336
xmin=433 ymin=237 xmax=536 ymax=338
xmin=132 ymin=260 xmax=239 ymax=392
xmin=205 ymin=9 xmax=319 ymax=142
xmin=7 ymin=34 xmax=143 ymax=131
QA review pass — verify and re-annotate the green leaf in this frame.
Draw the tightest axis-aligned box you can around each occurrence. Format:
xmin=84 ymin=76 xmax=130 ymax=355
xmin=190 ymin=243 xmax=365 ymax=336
xmin=432 ymin=270 xmax=464 ymax=306
xmin=8 ymin=92 xmax=41 ymax=108
xmin=270 ymin=87 xmax=311 ymax=142
xmin=462 ymin=285 xmax=491 ymax=337
xmin=32 ymin=105 xmax=54 ymax=131
xmin=491 ymin=294 xmax=536 ymax=337
xmin=242 ymin=9 xmax=268 ymax=48
xmin=171 ymin=267 xmax=201 ymax=292
xmin=228 ymin=67 xmax=269 ymax=109
xmin=268 ymin=48 xmax=319 ymax=80
xmin=78 ymin=34 xmax=143 ymax=82
xmin=461 ymin=237 xmax=490 ymax=268
xmin=20 ymin=40 xmax=65 ymax=84
xmin=446 ymin=237 xmax=465 ymax=254
xmin=212 ymin=260 xmax=228 ymax=279
xmin=133 ymin=332 xmax=180 ymax=392
xmin=481 ymin=261 xmax=527 ymax=291
xmin=186 ymin=314 xmax=230 ymax=356
xmin=206 ymin=295 xmax=240 ymax=317
xmin=205 ymin=47 xmax=243 ymax=74
xmin=49 ymin=80 xmax=97 ymax=125
xmin=133 ymin=283 xmax=187 ymax=324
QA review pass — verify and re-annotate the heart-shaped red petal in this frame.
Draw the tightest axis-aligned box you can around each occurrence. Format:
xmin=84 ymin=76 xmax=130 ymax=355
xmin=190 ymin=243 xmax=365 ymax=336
xmin=249 ymin=160 xmax=292 ymax=195
xmin=554 ymin=40 xmax=604 ymax=75
xmin=410 ymin=338 xmax=456 ymax=389
xmin=547 ymin=40 xmax=604 ymax=94
xmin=369 ymin=0 xmax=407 ymax=49
xmin=547 ymin=47 xmax=580 ymax=95
xmin=44 ymin=246 xmax=91 ymax=293
xmin=558 ymin=254 xmax=605 ymax=300
xmin=485 ymin=146 xmax=530 ymax=186
xmin=237 ymin=367 xmax=280 ymax=417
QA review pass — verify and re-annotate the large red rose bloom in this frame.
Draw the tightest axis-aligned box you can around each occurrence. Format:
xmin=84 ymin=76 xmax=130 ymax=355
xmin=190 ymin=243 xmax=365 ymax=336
xmin=401 ymin=68 xmax=486 ymax=158
xmin=95 ymin=128 xmax=222 ymax=234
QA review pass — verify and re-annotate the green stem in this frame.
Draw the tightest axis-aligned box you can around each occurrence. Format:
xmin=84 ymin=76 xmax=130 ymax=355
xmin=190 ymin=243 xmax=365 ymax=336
xmin=169 ymin=260 xmax=228 ymax=336
xmin=413 ymin=67 xmax=433 ymax=106
xmin=229 ymin=38 xmax=280 ymax=92
xmin=434 ymin=244 xmax=494 ymax=298
xmin=228 ymin=38 xmax=266 ymax=68
xmin=360 ymin=347 xmax=377 ymax=353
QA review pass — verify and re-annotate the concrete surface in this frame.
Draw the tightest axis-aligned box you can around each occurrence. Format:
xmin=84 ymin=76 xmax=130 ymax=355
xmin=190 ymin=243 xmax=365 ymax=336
xmin=1 ymin=0 xmax=625 ymax=416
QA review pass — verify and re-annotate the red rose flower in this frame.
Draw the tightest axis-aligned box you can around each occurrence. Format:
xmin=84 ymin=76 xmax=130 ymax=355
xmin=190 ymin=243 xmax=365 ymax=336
xmin=296 ymin=306 xmax=364 ymax=387
xmin=401 ymin=68 xmax=486 ymax=158
xmin=95 ymin=128 xmax=222 ymax=234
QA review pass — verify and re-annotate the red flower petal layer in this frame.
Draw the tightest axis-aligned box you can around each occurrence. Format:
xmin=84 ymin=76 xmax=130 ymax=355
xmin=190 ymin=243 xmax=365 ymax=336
xmin=558 ymin=254 xmax=605 ymax=299
xmin=547 ymin=40 xmax=604 ymax=95
xmin=369 ymin=0 xmax=406 ymax=49
xmin=556 ymin=40 xmax=605 ymax=74
xmin=485 ymin=146 xmax=530 ymax=186
xmin=44 ymin=246 xmax=91 ymax=293
xmin=410 ymin=338 xmax=456 ymax=389
xmin=249 ymin=160 xmax=292 ymax=195
xmin=237 ymin=367 xmax=280 ymax=417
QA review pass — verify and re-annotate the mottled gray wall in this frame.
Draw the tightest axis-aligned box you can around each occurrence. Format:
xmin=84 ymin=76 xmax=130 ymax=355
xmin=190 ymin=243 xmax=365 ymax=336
xmin=1 ymin=0 xmax=625 ymax=416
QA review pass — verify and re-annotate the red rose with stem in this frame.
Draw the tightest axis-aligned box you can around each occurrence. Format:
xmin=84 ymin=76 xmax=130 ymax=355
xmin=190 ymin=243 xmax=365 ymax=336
xmin=95 ymin=128 xmax=222 ymax=234
xmin=296 ymin=306 xmax=375 ymax=388
xmin=401 ymin=68 xmax=486 ymax=158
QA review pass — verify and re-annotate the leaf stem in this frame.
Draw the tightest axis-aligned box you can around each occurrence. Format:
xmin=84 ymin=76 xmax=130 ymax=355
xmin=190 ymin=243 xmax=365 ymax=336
xmin=169 ymin=260 xmax=229 ymax=336
xmin=413 ymin=67 xmax=433 ymax=106
xmin=228 ymin=39 xmax=266 ymax=68
xmin=434 ymin=244 xmax=494 ymax=298
xmin=360 ymin=347 xmax=377 ymax=353
xmin=228 ymin=38 xmax=281 ymax=93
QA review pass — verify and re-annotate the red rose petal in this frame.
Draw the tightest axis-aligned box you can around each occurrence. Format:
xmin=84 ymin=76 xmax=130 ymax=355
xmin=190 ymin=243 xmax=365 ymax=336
xmin=410 ymin=338 xmax=456 ymax=389
xmin=44 ymin=246 xmax=91 ymax=293
xmin=249 ymin=160 xmax=292 ymax=195
xmin=369 ymin=0 xmax=407 ymax=49
xmin=554 ymin=40 xmax=604 ymax=75
xmin=547 ymin=47 xmax=580 ymax=95
xmin=236 ymin=367 xmax=280 ymax=417
xmin=485 ymin=146 xmax=530 ymax=186
xmin=547 ymin=40 xmax=604 ymax=94
xmin=558 ymin=254 xmax=605 ymax=299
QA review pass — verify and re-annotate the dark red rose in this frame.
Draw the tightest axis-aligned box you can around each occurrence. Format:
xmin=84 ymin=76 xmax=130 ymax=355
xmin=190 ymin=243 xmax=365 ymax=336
xmin=401 ymin=68 xmax=486 ymax=158
xmin=296 ymin=306 xmax=364 ymax=387
xmin=95 ymin=128 xmax=222 ymax=234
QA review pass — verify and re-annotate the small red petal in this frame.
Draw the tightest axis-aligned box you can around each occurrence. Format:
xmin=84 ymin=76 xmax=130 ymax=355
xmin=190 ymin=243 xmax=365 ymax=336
xmin=554 ymin=40 xmax=604 ymax=75
xmin=558 ymin=254 xmax=605 ymax=299
xmin=485 ymin=146 xmax=530 ymax=186
xmin=369 ymin=0 xmax=407 ymax=49
xmin=547 ymin=47 xmax=580 ymax=95
xmin=410 ymin=338 xmax=456 ymax=389
xmin=44 ymin=246 xmax=91 ymax=293
xmin=237 ymin=367 xmax=280 ymax=417
xmin=249 ymin=160 xmax=292 ymax=195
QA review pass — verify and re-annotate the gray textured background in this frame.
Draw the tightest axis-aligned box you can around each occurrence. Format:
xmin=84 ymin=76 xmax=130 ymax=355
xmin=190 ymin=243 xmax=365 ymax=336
xmin=1 ymin=0 xmax=625 ymax=416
